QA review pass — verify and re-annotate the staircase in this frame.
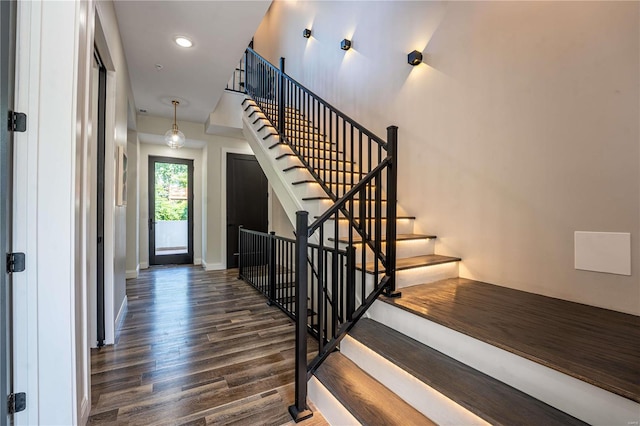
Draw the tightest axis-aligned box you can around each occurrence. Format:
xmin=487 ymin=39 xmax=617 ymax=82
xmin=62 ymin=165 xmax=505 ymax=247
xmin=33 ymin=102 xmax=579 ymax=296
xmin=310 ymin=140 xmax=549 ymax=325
xmin=237 ymin=49 xmax=640 ymax=425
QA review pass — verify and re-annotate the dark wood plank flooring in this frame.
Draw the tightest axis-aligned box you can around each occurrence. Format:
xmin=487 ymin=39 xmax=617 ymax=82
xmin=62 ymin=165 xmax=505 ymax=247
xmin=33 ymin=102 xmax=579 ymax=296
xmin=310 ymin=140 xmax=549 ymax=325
xmin=350 ymin=319 xmax=586 ymax=425
xmin=382 ymin=277 xmax=640 ymax=402
xmin=89 ymin=266 xmax=328 ymax=426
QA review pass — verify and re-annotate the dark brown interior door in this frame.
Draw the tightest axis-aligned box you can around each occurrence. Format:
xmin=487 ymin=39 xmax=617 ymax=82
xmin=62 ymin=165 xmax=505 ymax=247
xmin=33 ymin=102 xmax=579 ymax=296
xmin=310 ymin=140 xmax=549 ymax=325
xmin=227 ymin=153 xmax=268 ymax=268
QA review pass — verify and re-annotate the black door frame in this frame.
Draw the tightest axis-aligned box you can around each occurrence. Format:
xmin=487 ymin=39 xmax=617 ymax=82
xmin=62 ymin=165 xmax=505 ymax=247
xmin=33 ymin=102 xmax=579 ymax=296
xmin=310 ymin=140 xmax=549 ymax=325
xmin=149 ymin=156 xmax=194 ymax=265
xmin=1 ymin=0 xmax=16 ymax=421
xmin=94 ymin=48 xmax=107 ymax=347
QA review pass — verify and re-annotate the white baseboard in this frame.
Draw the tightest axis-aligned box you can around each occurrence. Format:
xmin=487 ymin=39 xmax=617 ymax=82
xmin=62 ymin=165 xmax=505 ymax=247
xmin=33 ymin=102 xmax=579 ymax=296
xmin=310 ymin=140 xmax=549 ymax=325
xmin=204 ymin=262 xmax=225 ymax=271
xmin=125 ymin=265 xmax=139 ymax=279
xmin=194 ymin=257 xmax=202 ymax=265
xmin=79 ymin=395 xmax=89 ymax=426
xmin=115 ymin=296 xmax=128 ymax=339
xmin=140 ymin=261 xmax=149 ymax=269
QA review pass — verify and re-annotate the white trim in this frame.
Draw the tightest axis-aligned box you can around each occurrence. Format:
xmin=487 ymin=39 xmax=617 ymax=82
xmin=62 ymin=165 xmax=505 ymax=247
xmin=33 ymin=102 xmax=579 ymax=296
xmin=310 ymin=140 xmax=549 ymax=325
xmin=78 ymin=396 xmax=89 ymax=426
xmin=13 ymin=2 xmax=42 ymax=424
xmin=204 ymin=262 xmax=226 ymax=271
xmin=140 ymin=261 xmax=149 ymax=269
xmin=193 ymin=257 xmax=202 ymax=265
xmin=125 ymin=266 xmax=139 ymax=279
xmin=115 ymin=295 xmax=128 ymax=340
xmin=368 ymin=301 xmax=640 ymax=426
xmin=219 ymin=145 xmax=254 ymax=270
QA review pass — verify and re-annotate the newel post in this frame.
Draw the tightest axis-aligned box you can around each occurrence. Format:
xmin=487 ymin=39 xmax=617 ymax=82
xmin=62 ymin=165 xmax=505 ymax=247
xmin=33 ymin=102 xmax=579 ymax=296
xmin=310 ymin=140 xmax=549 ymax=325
xmin=289 ymin=211 xmax=313 ymax=422
xmin=385 ymin=126 xmax=401 ymax=297
xmin=278 ymin=57 xmax=286 ymax=135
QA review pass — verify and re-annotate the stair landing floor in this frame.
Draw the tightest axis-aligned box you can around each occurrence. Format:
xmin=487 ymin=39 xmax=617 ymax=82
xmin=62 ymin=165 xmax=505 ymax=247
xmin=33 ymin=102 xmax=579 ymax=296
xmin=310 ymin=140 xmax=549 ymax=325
xmin=381 ymin=278 xmax=640 ymax=403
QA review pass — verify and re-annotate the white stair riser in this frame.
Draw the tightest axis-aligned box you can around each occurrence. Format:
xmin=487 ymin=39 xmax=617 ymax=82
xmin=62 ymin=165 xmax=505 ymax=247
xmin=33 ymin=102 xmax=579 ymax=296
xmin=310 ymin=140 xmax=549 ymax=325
xmin=308 ymin=376 xmax=361 ymax=426
xmin=367 ymin=301 xmax=640 ymax=426
xmin=362 ymin=261 xmax=459 ymax=289
xmin=348 ymin=238 xmax=436 ymax=260
xmin=337 ymin=217 xmax=415 ymax=236
xmin=340 ymin=336 xmax=489 ymax=426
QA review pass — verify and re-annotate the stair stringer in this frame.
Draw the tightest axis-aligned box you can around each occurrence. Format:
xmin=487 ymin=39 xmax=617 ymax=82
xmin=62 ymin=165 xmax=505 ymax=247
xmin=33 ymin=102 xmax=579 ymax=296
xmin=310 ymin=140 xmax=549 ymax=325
xmin=242 ymin=104 xmax=321 ymax=245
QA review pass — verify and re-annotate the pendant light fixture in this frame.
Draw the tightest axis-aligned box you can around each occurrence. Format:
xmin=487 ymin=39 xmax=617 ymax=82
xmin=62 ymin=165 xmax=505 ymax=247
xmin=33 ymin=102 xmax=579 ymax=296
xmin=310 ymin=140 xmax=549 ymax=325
xmin=164 ymin=100 xmax=185 ymax=149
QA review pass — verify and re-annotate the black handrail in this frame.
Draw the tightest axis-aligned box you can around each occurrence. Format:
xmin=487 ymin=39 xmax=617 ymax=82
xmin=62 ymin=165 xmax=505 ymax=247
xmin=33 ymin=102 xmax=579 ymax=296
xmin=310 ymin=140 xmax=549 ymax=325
xmin=240 ymin=48 xmax=399 ymax=422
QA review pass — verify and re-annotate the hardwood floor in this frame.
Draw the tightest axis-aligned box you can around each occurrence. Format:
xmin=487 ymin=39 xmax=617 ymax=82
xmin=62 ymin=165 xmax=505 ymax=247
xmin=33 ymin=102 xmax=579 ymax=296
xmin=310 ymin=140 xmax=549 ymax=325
xmin=89 ymin=266 xmax=327 ymax=426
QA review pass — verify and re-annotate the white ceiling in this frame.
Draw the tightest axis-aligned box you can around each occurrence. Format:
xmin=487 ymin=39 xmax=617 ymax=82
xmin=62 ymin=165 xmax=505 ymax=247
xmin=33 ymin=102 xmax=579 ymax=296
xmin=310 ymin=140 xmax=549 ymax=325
xmin=113 ymin=0 xmax=272 ymax=124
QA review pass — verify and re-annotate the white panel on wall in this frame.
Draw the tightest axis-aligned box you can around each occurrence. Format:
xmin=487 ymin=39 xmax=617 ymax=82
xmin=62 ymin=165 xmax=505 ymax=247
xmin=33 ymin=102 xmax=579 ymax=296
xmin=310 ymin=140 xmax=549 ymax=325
xmin=575 ymin=232 xmax=631 ymax=276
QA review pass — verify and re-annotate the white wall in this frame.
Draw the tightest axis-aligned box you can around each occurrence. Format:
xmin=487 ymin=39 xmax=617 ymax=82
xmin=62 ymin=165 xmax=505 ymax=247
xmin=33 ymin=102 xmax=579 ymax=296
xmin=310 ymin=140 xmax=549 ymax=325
xmin=269 ymin=184 xmax=295 ymax=238
xmin=126 ymin=129 xmax=140 ymax=278
xmin=13 ymin=0 xmax=134 ymax=423
xmin=95 ymin=0 xmax=132 ymax=346
xmin=254 ymin=1 xmax=640 ymax=315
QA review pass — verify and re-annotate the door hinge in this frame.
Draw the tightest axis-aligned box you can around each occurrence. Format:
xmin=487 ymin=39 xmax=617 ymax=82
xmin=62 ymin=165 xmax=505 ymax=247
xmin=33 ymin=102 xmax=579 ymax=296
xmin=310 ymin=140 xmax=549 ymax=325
xmin=6 ymin=252 xmax=26 ymax=273
xmin=8 ymin=111 xmax=27 ymax=132
xmin=7 ymin=392 xmax=26 ymax=414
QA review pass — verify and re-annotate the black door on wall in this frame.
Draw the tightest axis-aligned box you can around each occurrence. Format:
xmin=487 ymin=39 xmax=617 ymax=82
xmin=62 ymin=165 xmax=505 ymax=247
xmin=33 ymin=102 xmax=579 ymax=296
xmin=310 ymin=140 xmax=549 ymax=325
xmin=226 ymin=154 xmax=268 ymax=268
xmin=149 ymin=156 xmax=194 ymax=265
xmin=1 ymin=0 xmax=16 ymax=421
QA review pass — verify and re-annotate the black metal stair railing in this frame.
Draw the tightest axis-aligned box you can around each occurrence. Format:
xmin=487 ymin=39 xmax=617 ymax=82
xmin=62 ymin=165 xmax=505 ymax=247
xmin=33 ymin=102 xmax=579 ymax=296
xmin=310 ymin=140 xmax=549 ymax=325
xmin=241 ymin=48 xmax=399 ymax=422
xmin=238 ymin=228 xmax=349 ymax=340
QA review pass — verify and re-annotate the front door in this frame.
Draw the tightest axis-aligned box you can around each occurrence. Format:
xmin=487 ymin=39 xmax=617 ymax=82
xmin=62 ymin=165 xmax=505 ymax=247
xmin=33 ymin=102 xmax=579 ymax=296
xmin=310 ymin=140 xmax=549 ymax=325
xmin=226 ymin=153 xmax=268 ymax=268
xmin=1 ymin=0 xmax=16 ymax=421
xmin=149 ymin=156 xmax=194 ymax=265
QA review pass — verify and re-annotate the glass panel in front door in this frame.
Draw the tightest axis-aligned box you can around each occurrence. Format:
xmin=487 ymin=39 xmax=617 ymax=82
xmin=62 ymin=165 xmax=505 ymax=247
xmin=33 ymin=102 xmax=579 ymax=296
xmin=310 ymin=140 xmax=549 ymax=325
xmin=154 ymin=162 xmax=188 ymax=256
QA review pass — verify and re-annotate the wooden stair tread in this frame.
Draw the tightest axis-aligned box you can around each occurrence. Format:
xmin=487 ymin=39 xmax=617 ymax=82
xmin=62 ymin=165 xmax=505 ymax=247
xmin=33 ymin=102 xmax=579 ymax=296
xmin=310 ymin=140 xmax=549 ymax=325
xmin=302 ymin=196 xmax=332 ymax=201
xmin=315 ymin=352 xmax=436 ymax=426
xmin=349 ymin=319 xmax=586 ymax=425
xmin=331 ymin=233 xmax=436 ymax=244
xmin=357 ymin=254 xmax=460 ymax=273
xmin=382 ymin=277 xmax=640 ymax=403
xmin=315 ymin=215 xmax=416 ymax=221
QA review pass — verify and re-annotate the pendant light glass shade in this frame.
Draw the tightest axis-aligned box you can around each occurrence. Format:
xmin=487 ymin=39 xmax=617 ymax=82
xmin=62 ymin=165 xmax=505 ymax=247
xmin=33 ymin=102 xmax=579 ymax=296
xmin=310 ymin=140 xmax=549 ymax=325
xmin=165 ymin=100 xmax=185 ymax=149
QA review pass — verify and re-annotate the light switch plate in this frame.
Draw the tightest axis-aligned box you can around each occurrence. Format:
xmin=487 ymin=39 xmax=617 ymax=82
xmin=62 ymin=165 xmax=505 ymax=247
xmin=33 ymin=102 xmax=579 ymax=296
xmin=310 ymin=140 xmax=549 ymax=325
xmin=574 ymin=232 xmax=631 ymax=276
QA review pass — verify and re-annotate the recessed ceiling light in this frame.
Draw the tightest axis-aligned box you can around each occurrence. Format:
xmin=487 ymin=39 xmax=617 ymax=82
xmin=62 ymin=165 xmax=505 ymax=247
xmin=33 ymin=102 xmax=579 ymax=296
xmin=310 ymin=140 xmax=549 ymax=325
xmin=175 ymin=36 xmax=193 ymax=48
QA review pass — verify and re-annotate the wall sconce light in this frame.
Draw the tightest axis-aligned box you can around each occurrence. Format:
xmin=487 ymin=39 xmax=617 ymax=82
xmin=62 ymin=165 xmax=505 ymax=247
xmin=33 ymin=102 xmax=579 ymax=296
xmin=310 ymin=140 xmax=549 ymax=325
xmin=408 ymin=50 xmax=423 ymax=66
xmin=340 ymin=39 xmax=352 ymax=51
xmin=303 ymin=28 xmax=311 ymax=38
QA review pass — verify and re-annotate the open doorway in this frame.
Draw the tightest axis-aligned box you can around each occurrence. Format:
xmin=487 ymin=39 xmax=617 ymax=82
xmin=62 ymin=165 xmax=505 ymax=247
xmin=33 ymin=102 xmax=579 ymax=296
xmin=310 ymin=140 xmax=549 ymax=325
xmin=148 ymin=156 xmax=194 ymax=265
